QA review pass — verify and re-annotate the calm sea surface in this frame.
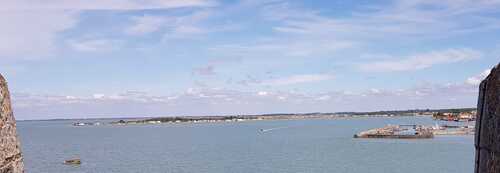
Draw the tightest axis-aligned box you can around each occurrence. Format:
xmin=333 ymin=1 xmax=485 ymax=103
xmin=17 ymin=116 xmax=474 ymax=173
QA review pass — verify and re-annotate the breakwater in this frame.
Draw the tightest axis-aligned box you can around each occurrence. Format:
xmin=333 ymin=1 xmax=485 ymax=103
xmin=354 ymin=124 xmax=475 ymax=139
xmin=354 ymin=125 xmax=434 ymax=139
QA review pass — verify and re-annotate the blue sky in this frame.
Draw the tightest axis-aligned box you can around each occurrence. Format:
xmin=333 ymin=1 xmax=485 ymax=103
xmin=1 ymin=0 xmax=499 ymax=120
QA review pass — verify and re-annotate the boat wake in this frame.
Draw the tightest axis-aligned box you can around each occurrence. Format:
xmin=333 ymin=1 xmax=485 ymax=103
xmin=259 ymin=126 xmax=290 ymax=133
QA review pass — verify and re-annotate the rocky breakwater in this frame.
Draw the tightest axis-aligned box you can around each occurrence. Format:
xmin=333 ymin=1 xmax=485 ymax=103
xmin=354 ymin=125 xmax=434 ymax=139
xmin=0 ymin=74 xmax=24 ymax=173
xmin=475 ymin=62 xmax=500 ymax=173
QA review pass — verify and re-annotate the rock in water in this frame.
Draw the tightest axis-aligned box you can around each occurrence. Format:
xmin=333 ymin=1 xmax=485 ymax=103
xmin=475 ymin=63 xmax=500 ymax=173
xmin=64 ymin=159 xmax=81 ymax=165
xmin=0 ymin=74 xmax=24 ymax=172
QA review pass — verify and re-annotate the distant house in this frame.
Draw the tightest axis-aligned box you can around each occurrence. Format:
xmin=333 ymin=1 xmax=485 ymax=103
xmin=458 ymin=111 xmax=476 ymax=120
xmin=433 ymin=111 xmax=476 ymax=121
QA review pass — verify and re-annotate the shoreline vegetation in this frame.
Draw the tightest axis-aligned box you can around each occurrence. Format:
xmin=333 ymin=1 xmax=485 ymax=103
xmin=92 ymin=108 xmax=475 ymax=126
xmin=67 ymin=107 xmax=478 ymax=138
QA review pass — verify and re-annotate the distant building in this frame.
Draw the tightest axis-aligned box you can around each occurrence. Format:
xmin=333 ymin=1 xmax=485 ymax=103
xmin=433 ymin=111 xmax=476 ymax=121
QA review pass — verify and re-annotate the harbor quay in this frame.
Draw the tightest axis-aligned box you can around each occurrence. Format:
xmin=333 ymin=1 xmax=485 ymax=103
xmin=354 ymin=124 xmax=475 ymax=139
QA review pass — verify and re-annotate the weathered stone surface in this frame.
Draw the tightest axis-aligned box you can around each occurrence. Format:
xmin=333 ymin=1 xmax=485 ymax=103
xmin=0 ymin=74 xmax=23 ymax=173
xmin=475 ymin=63 xmax=500 ymax=173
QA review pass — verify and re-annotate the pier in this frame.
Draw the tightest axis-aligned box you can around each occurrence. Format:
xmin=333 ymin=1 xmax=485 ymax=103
xmin=354 ymin=125 xmax=434 ymax=139
xmin=354 ymin=124 xmax=475 ymax=139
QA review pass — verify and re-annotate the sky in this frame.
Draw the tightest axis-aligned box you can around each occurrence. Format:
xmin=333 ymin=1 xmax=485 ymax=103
xmin=1 ymin=0 xmax=499 ymax=120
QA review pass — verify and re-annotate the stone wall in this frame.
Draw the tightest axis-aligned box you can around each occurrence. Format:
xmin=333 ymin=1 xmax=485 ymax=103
xmin=475 ymin=63 xmax=500 ymax=173
xmin=0 ymin=74 xmax=23 ymax=173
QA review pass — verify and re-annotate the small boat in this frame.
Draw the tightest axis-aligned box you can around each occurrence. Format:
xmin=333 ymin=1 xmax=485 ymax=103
xmin=73 ymin=122 xmax=100 ymax=126
xmin=260 ymin=127 xmax=288 ymax=133
xmin=73 ymin=122 xmax=86 ymax=126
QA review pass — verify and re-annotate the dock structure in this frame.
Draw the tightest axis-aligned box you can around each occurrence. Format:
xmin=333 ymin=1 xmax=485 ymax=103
xmin=432 ymin=125 xmax=475 ymax=135
xmin=354 ymin=125 xmax=434 ymax=139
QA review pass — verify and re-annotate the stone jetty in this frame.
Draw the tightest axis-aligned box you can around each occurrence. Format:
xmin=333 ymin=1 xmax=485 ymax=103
xmin=354 ymin=125 xmax=434 ymax=139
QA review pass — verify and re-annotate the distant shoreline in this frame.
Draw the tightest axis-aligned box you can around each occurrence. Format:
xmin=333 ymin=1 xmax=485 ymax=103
xmin=18 ymin=107 xmax=476 ymax=122
xmin=84 ymin=108 xmax=474 ymax=126
xmin=109 ymin=113 xmax=430 ymax=126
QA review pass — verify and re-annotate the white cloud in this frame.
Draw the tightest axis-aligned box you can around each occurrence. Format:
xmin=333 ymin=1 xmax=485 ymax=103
xmin=11 ymin=82 xmax=482 ymax=120
xmin=192 ymin=65 xmax=216 ymax=76
xmin=315 ymin=95 xmax=331 ymax=101
xmin=93 ymin=94 xmax=105 ymax=99
xmin=369 ymin=88 xmax=382 ymax=94
xmin=2 ymin=0 xmax=216 ymax=10
xmin=204 ymin=0 xmax=500 ymax=67
xmin=262 ymin=74 xmax=334 ymax=86
xmin=124 ymin=10 xmax=216 ymax=39
xmin=0 ymin=11 xmax=77 ymax=59
xmin=68 ymin=39 xmax=123 ymax=52
xmin=359 ymin=49 xmax=481 ymax=72
xmin=173 ymin=25 xmax=205 ymax=35
xmin=65 ymin=96 xmax=77 ymax=99
xmin=257 ymin=91 xmax=268 ymax=96
xmin=0 ymin=0 xmax=215 ymax=59
xmin=125 ymin=15 xmax=167 ymax=35
xmin=162 ymin=10 xmax=213 ymax=39
xmin=465 ymin=69 xmax=491 ymax=85
xmin=266 ymin=0 xmax=500 ymax=39
xmin=210 ymin=40 xmax=355 ymax=58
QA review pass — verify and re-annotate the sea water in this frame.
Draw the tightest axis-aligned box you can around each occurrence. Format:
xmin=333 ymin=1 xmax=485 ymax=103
xmin=17 ymin=116 xmax=473 ymax=173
